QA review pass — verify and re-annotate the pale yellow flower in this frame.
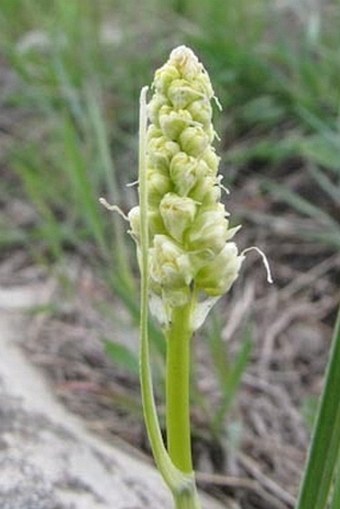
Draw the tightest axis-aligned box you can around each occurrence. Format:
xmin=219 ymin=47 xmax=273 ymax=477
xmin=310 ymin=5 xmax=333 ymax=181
xmin=129 ymin=46 xmax=245 ymax=327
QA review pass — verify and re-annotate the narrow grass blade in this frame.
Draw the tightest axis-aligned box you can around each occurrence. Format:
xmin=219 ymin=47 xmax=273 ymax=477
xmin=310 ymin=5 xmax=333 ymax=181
xmin=301 ymin=135 xmax=340 ymax=173
xmin=264 ymin=179 xmax=339 ymax=231
xmin=328 ymin=455 xmax=340 ymax=509
xmin=296 ymin=308 xmax=340 ymax=509
xmin=105 ymin=340 xmax=139 ymax=376
xmin=307 ymin=164 xmax=340 ymax=204
xmin=61 ymin=118 xmax=108 ymax=256
xmin=13 ymin=157 xmax=64 ymax=259
xmin=85 ymin=85 xmax=135 ymax=292
xmin=212 ymin=328 xmax=252 ymax=435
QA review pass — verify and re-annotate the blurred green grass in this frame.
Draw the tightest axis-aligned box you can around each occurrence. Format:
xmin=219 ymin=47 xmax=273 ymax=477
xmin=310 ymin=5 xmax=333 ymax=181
xmin=1 ymin=0 xmax=339 ymax=259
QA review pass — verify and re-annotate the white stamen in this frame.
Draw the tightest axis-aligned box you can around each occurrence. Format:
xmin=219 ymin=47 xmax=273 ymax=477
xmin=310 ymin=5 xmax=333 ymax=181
xmin=217 ymin=175 xmax=230 ymax=195
xmin=99 ymin=197 xmax=129 ymax=221
xmin=213 ymin=94 xmax=223 ymax=111
xmin=214 ymin=130 xmax=221 ymax=142
xmin=241 ymin=246 xmax=273 ymax=284
xmin=126 ymin=180 xmax=139 ymax=188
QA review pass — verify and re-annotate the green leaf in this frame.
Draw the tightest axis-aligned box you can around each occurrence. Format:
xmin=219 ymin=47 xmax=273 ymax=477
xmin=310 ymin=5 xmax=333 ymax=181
xmin=296 ymin=308 xmax=340 ymax=509
xmin=329 ymin=455 xmax=340 ymax=509
xmin=212 ymin=326 xmax=252 ymax=435
xmin=105 ymin=340 xmax=139 ymax=376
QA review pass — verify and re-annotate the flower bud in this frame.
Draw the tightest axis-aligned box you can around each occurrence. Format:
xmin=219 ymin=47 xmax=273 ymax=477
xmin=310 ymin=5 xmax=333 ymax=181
xmin=196 ymin=243 xmax=244 ymax=296
xmin=128 ymin=206 xmax=141 ymax=239
xmin=148 ymin=93 xmax=169 ymax=126
xmin=128 ymin=206 xmax=166 ymax=241
xmin=154 ymin=64 xmax=180 ymax=94
xmin=179 ymin=126 xmax=211 ymax=156
xmin=147 ymin=136 xmax=180 ymax=170
xmin=187 ymin=203 xmax=230 ymax=254
xmin=168 ymin=46 xmax=201 ymax=81
xmin=190 ymin=175 xmax=221 ymax=204
xmin=202 ymin=147 xmax=220 ymax=176
xmin=148 ymin=210 xmax=166 ymax=237
xmin=186 ymin=99 xmax=212 ymax=127
xmin=147 ymin=170 xmax=172 ymax=207
xmin=149 ymin=235 xmax=193 ymax=290
xmin=159 ymin=106 xmax=192 ymax=140
xmin=147 ymin=124 xmax=163 ymax=142
xmin=169 ymin=152 xmax=205 ymax=196
xmin=167 ymin=79 xmax=203 ymax=110
xmin=169 ymin=46 xmax=214 ymax=97
xmin=159 ymin=192 xmax=197 ymax=242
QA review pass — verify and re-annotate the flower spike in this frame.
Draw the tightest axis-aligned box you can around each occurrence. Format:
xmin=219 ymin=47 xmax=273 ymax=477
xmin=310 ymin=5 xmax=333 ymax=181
xmin=129 ymin=45 xmax=245 ymax=329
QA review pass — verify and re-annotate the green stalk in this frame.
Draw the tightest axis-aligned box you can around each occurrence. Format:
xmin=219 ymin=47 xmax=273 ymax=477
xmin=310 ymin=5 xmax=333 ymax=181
xmin=173 ymin=487 xmax=201 ymax=509
xmin=166 ymin=303 xmax=194 ymax=473
xmin=138 ymin=87 xmax=201 ymax=509
xmin=139 ymin=86 xmax=176 ymax=488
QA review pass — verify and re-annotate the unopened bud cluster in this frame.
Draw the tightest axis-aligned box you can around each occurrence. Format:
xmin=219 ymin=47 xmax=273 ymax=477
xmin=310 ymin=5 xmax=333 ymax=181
xmin=129 ymin=46 xmax=243 ymax=320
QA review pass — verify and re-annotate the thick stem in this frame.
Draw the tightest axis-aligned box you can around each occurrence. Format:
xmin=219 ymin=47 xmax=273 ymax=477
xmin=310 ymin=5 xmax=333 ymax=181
xmin=174 ymin=486 xmax=201 ymax=509
xmin=166 ymin=303 xmax=193 ymax=473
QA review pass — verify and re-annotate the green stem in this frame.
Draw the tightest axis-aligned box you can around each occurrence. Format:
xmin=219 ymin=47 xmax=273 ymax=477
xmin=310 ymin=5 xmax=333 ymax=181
xmin=166 ymin=303 xmax=194 ymax=473
xmin=174 ymin=486 xmax=201 ymax=509
xmin=139 ymin=87 xmax=177 ymax=489
xmin=138 ymin=87 xmax=201 ymax=509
